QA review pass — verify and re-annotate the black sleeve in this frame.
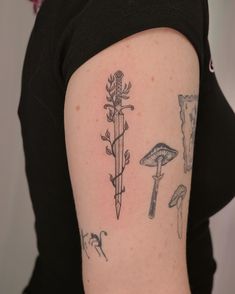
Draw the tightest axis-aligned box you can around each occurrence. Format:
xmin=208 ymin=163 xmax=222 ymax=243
xmin=62 ymin=0 xmax=205 ymax=87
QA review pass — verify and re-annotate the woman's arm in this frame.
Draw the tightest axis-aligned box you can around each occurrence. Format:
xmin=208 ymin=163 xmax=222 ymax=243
xmin=64 ymin=27 xmax=199 ymax=294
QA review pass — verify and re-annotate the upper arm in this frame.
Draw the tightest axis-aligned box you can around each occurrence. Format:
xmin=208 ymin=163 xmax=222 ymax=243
xmin=64 ymin=28 xmax=199 ymax=294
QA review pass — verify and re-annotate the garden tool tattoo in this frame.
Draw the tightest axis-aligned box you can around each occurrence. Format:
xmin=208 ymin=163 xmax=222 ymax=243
xmin=101 ymin=71 xmax=134 ymax=219
xmin=178 ymin=95 xmax=198 ymax=173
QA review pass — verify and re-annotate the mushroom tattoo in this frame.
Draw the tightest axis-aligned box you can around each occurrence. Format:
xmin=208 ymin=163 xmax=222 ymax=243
xmin=140 ymin=143 xmax=178 ymax=219
xmin=168 ymin=184 xmax=187 ymax=239
xmin=101 ymin=70 xmax=134 ymax=220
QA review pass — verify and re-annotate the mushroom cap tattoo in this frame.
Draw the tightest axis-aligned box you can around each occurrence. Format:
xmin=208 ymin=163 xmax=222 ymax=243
xmin=140 ymin=143 xmax=178 ymax=167
xmin=168 ymin=184 xmax=187 ymax=239
xmin=140 ymin=143 xmax=178 ymax=219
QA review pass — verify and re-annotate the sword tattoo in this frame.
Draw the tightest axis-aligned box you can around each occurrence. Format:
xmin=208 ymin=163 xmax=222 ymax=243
xmin=101 ymin=70 xmax=134 ymax=219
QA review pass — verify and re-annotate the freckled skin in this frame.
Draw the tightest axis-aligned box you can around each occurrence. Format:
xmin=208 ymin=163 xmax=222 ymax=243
xmin=164 ymin=239 xmax=168 ymax=248
xmin=64 ymin=28 xmax=198 ymax=293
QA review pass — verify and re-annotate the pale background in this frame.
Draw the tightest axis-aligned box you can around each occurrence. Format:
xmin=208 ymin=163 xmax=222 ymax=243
xmin=0 ymin=0 xmax=234 ymax=293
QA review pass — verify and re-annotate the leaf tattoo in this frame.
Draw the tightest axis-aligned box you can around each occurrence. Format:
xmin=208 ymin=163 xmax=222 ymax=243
xmin=101 ymin=70 xmax=134 ymax=219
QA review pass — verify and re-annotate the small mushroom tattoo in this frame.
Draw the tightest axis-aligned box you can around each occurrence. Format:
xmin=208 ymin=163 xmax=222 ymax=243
xmin=140 ymin=143 xmax=178 ymax=219
xmin=168 ymin=185 xmax=187 ymax=239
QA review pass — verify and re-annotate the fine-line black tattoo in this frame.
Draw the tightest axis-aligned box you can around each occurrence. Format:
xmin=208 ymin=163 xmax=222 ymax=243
xmin=168 ymin=185 xmax=187 ymax=239
xmin=80 ymin=229 xmax=108 ymax=262
xmin=101 ymin=70 xmax=134 ymax=219
xmin=178 ymin=95 xmax=198 ymax=173
xmin=81 ymin=229 xmax=90 ymax=259
xmin=140 ymin=143 xmax=178 ymax=219
xmin=89 ymin=231 xmax=108 ymax=262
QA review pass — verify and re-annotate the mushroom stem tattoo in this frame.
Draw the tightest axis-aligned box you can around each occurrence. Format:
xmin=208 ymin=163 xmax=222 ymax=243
xmin=140 ymin=143 xmax=178 ymax=219
xmin=101 ymin=70 xmax=134 ymax=220
xmin=168 ymin=185 xmax=187 ymax=239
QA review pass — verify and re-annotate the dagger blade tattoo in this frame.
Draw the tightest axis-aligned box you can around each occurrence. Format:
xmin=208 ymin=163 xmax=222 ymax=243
xmin=101 ymin=71 xmax=134 ymax=219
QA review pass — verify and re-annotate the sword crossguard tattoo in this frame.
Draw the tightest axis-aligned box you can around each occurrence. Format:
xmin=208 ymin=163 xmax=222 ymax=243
xmin=101 ymin=70 xmax=134 ymax=219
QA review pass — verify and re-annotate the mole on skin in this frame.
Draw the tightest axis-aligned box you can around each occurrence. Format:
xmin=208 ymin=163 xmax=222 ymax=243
xmin=75 ymin=105 xmax=80 ymax=111
xmin=151 ymin=76 xmax=155 ymax=82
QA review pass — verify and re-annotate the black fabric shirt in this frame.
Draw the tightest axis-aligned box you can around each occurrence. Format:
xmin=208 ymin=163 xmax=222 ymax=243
xmin=18 ymin=0 xmax=235 ymax=293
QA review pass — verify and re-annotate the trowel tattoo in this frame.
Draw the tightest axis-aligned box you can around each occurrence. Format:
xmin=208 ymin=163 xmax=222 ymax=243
xmin=101 ymin=71 xmax=134 ymax=219
xmin=178 ymin=95 xmax=198 ymax=173
xmin=80 ymin=229 xmax=108 ymax=261
xmin=168 ymin=185 xmax=187 ymax=239
xmin=140 ymin=143 xmax=178 ymax=219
